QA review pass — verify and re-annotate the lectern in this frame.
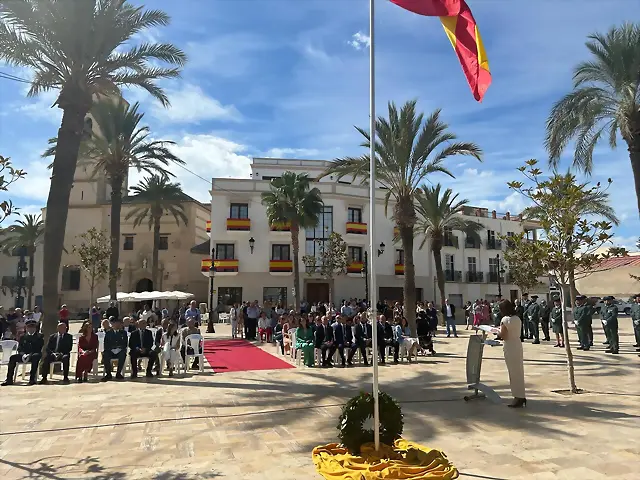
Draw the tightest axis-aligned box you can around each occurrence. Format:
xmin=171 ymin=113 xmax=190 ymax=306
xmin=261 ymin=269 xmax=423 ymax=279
xmin=464 ymin=325 xmax=502 ymax=403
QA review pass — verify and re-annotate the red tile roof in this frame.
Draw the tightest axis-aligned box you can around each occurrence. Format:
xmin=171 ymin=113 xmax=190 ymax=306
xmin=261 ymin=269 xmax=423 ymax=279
xmin=594 ymin=256 xmax=640 ymax=271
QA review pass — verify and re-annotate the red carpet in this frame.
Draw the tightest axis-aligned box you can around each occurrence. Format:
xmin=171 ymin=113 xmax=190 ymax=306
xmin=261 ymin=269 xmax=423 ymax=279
xmin=203 ymin=339 xmax=294 ymax=373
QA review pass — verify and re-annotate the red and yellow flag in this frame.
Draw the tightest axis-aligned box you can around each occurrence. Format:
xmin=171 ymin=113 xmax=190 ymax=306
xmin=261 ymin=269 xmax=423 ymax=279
xmin=390 ymin=0 xmax=491 ymax=102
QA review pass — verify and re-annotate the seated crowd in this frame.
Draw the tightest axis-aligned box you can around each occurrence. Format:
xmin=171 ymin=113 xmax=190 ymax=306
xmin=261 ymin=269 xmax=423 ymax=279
xmin=1 ymin=300 xmax=205 ymax=386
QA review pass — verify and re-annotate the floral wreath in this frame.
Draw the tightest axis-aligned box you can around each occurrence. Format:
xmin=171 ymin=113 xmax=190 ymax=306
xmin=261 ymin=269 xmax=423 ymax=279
xmin=337 ymin=391 xmax=404 ymax=454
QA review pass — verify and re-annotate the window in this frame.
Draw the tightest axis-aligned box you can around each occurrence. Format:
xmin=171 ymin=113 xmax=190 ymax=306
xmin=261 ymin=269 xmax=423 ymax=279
xmin=465 ymin=233 xmax=479 ymax=248
xmin=159 ymin=236 xmax=169 ymax=250
xmin=489 ymin=257 xmax=499 ymax=273
xmin=123 ymin=236 xmax=134 ymax=250
xmin=271 ymin=244 xmax=291 ymax=261
xmin=348 ymin=246 xmax=363 ymax=263
xmin=487 ymin=230 xmax=498 ymax=249
xmin=263 ymin=287 xmax=287 ymax=305
xmin=445 ymin=254 xmax=454 ymax=271
xmin=467 ymin=257 xmax=477 ymax=273
xmin=61 ymin=266 xmax=81 ymax=291
xmin=229 ymin=203 xmax=249 ymax=219
xmin=215 ymin=243 xmax=235 ymax=260
xmin=396 ymin=249 xmax=405 ymax=265
xmin=305 ymin=206 xmax=333 ymax=263
xmin=218 ymin=287 xmax=242 ymax=307
xmin=347 ymin=207 xmax=362 ymax=223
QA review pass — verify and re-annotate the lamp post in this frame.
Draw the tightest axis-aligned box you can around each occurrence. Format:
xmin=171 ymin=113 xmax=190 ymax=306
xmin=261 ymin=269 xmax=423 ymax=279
xmin=361 ymin=250 xmax=369 ymax=303
xmin=207 ymin=247 xmax=216 ymax=333
xmin=249 ymin=237 xmax=255 ymax=254
xmin=377 ymin=242 xmax=385 ymax=257
xmin=496 ymin=253 xmax=505 ymax=299
xmin=15 ymin=247 xmax=27 ymax=309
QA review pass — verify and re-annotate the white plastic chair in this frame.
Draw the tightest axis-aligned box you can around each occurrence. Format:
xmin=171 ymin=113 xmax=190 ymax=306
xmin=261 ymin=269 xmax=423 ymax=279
xmin=289 ymin=328 xmax=298 ymax=362
xmin=0 ymin=340 xmax=18 ymax=367
xmin=184 ymin=334 xmax=204 ymax=373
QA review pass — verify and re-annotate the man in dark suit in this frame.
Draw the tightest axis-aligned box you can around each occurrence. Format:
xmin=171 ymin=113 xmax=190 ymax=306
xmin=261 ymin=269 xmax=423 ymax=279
xmin=40 ymin=322 xmax=73 ymax=384
xmin=350 ymin=315 xmax=368 ymax=366
xmin=103 ymin=316 xmax=128 ymax=381
xmin=1 ymin=319 xmax=44 ymax=386
xmin=313 ymin=316 xmax=324 ymax=349
xmin=330 ymin=315 xmax=348 ymax=367
xmin=382 ymin=315 xmax=400 ymax=363
xmin=128 ymin=318 xmax=158 ymax=378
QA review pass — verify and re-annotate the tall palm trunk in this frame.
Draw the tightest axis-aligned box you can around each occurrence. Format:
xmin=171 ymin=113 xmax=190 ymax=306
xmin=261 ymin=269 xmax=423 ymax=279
xmin=151 ymin=214 xmax=161 ymax=288
xmin=627 ymin=134 xmax=640 ymax=216
xmin=27 ymin=248 xmax=34 ymax=310
xmin=290 ymin=223 xmax=301 ymax=312
xmin=109 ymin=176 xmax=124 ymax=299
xmin=42 ymin=102 xmax=91 ymax=343
xmin=400 ymin=225 xmax=417 ymax=337
xmin=432 ymin=239 xmax=446 ymax=310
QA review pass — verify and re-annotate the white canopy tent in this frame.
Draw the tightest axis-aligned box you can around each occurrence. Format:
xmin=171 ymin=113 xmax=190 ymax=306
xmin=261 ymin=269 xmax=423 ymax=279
xmin=96 ymin=291 xmax=194 ymax=303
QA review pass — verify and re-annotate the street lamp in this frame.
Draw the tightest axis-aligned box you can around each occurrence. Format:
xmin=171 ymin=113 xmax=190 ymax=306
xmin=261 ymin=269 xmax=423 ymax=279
xmin=361 ymin=250 xmax=369 ymax=303
xmin=207 ymin=247 xmax=216 ymax=333
xmin=377 ymin=242 xmax=385 ymax=257
xmin=249 ymin=236 xmax=255 ymax=254
xmin=496 ymin=253 xmax=505 ymax=299
xmin=15 ymin=247 xmax=27 ymax=309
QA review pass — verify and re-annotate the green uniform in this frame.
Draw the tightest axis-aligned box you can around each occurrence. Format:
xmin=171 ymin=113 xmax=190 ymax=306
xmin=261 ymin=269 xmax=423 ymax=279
xmin=492 ymin=304 xmax=501 ymax=327
xmin=540 ymin=303 xmax=551 ymax=341
xmin=521 ymin=300 xmax=531 ymax=338
xmin=601 ymin=303 xmax=619 ymax=353
xmin=526 ymin=301 xmax=541 ymax=342
xmin=630 ymin=302 xmax=640 ymax=349
xmin=550 ymin=305 xmax=563 ymax=335
xmin=573 ymin=304 xmax=591 ymax=350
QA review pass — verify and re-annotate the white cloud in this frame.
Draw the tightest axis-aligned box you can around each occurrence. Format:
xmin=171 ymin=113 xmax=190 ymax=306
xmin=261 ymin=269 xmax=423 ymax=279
xmin=151 ymin=84 xmax=242 ymax=124
xmin=263 ymin=147 xmax=320 ymax=158
xmin=11 ymin=89 xmax=61 ymax=125
xmin=348 ymin=31 xmax=370 ymax=50
xmin=8 ymin=158 xmax=52 ymax=203
xmin=127 ymin=133 xmax=253 ymax=203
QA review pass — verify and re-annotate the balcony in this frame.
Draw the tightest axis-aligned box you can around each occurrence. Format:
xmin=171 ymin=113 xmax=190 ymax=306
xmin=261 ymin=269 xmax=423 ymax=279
xmin=444 ymin=235 xmax=459 ymax=248
xmin=270 ymin=222 xmax=291 ymax=232
xmin=226 ymin=218 xmax=251 ymax=231
xmin=487 ymin=272 xmax=505 ymax=283
xmin=487 ymin=239 xmax=502 ymax=250
xmin=444 ymin=270 xmax=462 ymax=282
xmin=1 ymin=275 xmax=35 ymax=288
xmin=200 ymin=258 xmax=239 ymax=276
xmin=269 ymin=260 xmax=293 ymax=273
xmin=346 ymin=222 xmax=367 ymax=235
xmin=465 ymin=238 xmax=480 ymax=248
xmin=205 ymin=220 xmax=211 ymax=233
xmin=466 ymin=271 xmax=484 ymax=283
xmin=395 ymin=264 xmax=404 ymax=275
xmin=347 ymin=261 xmax=364 ymax=274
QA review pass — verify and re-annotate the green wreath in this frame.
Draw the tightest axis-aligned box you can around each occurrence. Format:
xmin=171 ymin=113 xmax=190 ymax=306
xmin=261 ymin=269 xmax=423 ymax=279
xmin=337 ymin=390 xmax=404 ymax=454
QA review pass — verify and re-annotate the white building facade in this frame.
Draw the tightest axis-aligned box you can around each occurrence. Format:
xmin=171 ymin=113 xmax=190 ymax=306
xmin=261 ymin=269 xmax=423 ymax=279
xmin=204 ymin=158 xmax=543 ymax=310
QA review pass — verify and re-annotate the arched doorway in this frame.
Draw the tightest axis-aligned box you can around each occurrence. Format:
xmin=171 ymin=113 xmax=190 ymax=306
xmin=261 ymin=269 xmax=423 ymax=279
xmin=136 ymin=278 xmax=153 ymax=292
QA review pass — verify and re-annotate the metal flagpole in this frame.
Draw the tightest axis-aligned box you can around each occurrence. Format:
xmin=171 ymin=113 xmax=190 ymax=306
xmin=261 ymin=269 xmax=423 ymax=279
xmin=369 ymin=0 xmax=380 ymax=452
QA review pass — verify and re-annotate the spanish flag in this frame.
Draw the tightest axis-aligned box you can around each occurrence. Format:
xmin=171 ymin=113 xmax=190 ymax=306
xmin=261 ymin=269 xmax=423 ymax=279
xmin=390 ymin=0 xmax=491 ymax=102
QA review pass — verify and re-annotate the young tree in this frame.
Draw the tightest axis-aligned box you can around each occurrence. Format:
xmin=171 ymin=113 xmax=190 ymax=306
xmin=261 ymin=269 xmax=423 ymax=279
xmin=604 ymin=246 xmax=629 ymax=257
xmin=0 ymin=155 xmax=26 ymax=225
xmin=501 ymin=232 xmax=547 ymax=295
xmin=72 ymin=228 xmax=112 ymax=308
xmin=303 ymin=231 xmax=349 ymax=306
xmin=508 ymin=160 xmax=615 ymax=393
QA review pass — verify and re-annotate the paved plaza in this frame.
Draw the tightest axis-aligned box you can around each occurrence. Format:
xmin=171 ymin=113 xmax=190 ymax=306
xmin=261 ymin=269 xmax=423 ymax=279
xmin=1 ymin=321 xmax=639 ymax=480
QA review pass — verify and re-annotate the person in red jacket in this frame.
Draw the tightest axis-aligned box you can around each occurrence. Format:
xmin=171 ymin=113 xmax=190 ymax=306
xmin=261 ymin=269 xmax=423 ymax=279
xmin=59 ymin=304 xmax=70 ymax=331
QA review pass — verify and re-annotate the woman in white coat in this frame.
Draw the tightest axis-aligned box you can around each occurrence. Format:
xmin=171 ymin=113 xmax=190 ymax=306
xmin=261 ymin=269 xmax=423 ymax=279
xmin=161 ymin=322 xmax=182 ymax=376
xmin=498 ymin=299 xmax=526 ymax=408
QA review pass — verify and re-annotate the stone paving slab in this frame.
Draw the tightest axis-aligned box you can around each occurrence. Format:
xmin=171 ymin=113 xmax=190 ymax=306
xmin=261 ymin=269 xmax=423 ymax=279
xmin=0 ymin=321 xmax=638 ymax=479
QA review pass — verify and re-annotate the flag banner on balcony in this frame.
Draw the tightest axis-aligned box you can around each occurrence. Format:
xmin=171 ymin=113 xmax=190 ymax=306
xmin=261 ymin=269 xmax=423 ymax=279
xmin=390 ymin=0 xmax=491 ymax=101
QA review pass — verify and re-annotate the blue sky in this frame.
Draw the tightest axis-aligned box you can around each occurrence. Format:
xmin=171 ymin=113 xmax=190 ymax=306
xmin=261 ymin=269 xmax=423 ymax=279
xmin=1 ymin=0 xmax=639 ymax=249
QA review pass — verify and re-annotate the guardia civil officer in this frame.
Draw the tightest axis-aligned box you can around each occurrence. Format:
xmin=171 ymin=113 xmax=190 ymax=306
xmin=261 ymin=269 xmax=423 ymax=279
xmin=601 ymin=296 xmax=619 ymax=354
xmin=550 ymin=297 xmax=564 ymax=347
xmin=526 ymin=295 xmax=541 ymax=344
xmin=573 ymin=295 xmax=591 ymax=351
xmin=630 ymin=293 xmax=640 ymax=354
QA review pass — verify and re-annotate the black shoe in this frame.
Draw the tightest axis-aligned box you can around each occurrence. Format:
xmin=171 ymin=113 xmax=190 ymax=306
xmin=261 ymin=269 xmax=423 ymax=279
xmin=634 ymin=344 xmax=639 ymax=348
xmin=610 ymin=351 xmax=619 ymax=354
xmin=61 ymin=377 xmax=70 ymax=385
xmin=130 ymin=373 xmax=138 ymax=379
xmin=100 ymin=375 xmax=112 ymax=382
xmin=145 ymin=372 xmax=153 ymax=378
xmin=603 ymin=341 xmax=609 ymax=345
xmin=508 ymin=398 xmax=527 ymax=408
xmin=532 ymin=340 xmax=540 ymax=345
xmin=115 ymin=373 xmax=125 ymax=380
xmin=1 ymin=380 xmax=13 ymax=386
xmin=544 ymin=338 xmax=551 ymax=342
xmin=583 ymin=348 xmax=590 ymax=351
xmin=635 ymin=348 xmax=640 ymax=352
xmin=577 ymin=346 xmax=584 ymax=350
xmin=39 ymin=378 xmax=48 ymax=385
xmin=347 ymin=361 xmax=353 ymax=367
xmin=28 ymin=379 xmax=36 ymax=385
xmin=605 ymin=349 xmax=613 ymax=353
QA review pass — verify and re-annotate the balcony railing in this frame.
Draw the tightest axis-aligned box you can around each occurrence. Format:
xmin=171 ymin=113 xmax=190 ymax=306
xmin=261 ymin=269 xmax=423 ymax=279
xmin=201 ymin=258 xmax=239 ymax=272
xmin=444 ymin=270 xmax=462 ymax=282
xmin=1 ymin=276 xmax=35 ymax=288
xmin=346 ymin=222 xmax=367 ymax=235
xmin=270 ymin=222 xmax=291 ymax=232
xmin=444 ymin=235 xmax=459 ymax=248
xmin=226 ymin=218 xmax=251 ymax=231
xmin=205 ymin=220 xmax=211 ymax=233
xmin=487 ymin=272 xmax=505 ymax=283
xmin=487 ymin=239 xmax=502 ymax=250
xmin=269 ymin=260 xmax=293 ymax=272
xmin=347 ymin=261 xmax=364 ymax=274
xmin=395 ymin=264 xmax=404 ymax=275
xmin=465 ymin=239 xmax=480 ymax=248
xmin=466 ymin=271 xmax=484 ymax=283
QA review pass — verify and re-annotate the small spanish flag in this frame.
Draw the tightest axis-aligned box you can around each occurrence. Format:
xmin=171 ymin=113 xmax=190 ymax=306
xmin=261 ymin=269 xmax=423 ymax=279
xmin=390 ymin=0 xmax=491 ymax=102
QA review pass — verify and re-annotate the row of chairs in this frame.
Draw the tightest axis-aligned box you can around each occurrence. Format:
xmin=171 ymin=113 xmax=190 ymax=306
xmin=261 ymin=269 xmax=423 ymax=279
xmin=0 ymin=330 xmax=207 ymax=382
xmin=276 ymin=328 xmax=416 ymax=366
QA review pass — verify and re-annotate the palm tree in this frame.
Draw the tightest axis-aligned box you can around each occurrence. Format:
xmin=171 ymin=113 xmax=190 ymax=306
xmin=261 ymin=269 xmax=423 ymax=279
xmin=545 ymin=23 xmax=640 ymax=215
xmin=261 ymin=172 xmax=324 ymax=312
xmin=0 ymin=214 xmax=44 ymax=309
xmin=124 ymin=176 xmax=189 ymax=289
xmin=0 ymin=0 xmax=186 ymax=339
xmin=323 ymin=100 xmax=482 ymax=335
xmin=415 ymin=185 xmax=482 ymax=311
xmin=43 ymin=99 xmax=184 ymax=300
